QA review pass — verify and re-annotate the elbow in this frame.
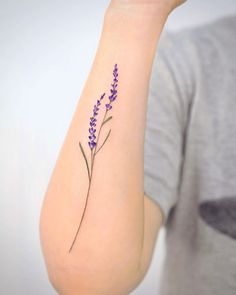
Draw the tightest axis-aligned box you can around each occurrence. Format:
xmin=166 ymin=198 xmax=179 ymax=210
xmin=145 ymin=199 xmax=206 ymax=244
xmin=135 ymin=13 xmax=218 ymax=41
xmin=39 ymin=190 xmax=145 ymax=295
xmin=46 ymin=261 xmax=143 ymax=295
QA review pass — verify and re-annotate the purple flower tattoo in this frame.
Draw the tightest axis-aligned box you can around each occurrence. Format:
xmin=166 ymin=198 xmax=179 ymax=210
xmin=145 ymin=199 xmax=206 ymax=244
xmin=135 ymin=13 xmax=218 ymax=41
xmin=105 ymin=63 xmax=118 ymax=111
xmin=88 ymin=92 xmax=105 ymax=150
xmin=69 ymin=64 xmax=119 ymax=252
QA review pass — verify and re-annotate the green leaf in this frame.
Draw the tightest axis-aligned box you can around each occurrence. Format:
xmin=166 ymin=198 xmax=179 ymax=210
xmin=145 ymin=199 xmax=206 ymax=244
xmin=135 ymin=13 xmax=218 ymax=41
xmin=95 ymin=129 xmax=111 ymax=155
xmin=101 ymin=116 xmax=113 ymax=127
xmin=79 ymin=142 xmax=91 ymax=181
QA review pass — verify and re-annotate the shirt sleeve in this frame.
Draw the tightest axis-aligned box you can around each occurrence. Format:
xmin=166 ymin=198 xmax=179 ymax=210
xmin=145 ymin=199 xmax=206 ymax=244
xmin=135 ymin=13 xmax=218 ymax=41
xmin=144 ymin=30 xmax=194 ymax=225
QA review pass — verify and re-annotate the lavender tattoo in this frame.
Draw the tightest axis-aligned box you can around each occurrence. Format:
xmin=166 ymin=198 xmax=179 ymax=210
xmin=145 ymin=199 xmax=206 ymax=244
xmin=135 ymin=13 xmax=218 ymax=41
xmin=68 ymin=64 xmax=118 ymax=253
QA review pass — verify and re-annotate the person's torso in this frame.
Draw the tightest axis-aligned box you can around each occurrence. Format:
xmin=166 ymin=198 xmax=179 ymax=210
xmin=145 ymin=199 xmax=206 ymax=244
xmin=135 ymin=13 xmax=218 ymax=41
xmin=161 ymin=16 xmax=236 ymax=295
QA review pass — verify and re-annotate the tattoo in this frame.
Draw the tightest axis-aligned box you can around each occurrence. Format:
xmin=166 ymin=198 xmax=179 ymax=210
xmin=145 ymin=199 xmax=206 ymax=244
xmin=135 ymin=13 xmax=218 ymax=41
xmin=68 ymin=64 xmax=119 ymax=252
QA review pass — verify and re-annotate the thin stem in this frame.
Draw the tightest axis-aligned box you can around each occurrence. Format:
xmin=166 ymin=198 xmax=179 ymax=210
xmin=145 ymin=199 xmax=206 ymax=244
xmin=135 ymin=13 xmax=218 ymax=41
xmin=68 ymin=180 xmax=91 ymax=253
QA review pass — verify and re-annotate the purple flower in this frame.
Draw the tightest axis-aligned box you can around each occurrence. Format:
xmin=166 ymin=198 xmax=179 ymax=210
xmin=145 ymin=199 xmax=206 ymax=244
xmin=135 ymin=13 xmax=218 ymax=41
xmin=105 ymin=103 xmax=112 ymax=110
xmin=106 ymin=64 xmax=118 ymax=111
xmin=88 ymin=92 xmax=105 ymax=149
xmin=88 ymin=64 xmax=119 ymax=150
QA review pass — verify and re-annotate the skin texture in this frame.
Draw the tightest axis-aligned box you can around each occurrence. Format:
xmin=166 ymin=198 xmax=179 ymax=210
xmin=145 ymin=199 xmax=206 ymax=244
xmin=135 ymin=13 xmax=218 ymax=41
xmin=39 ymin=1 xmax=185 ymax=294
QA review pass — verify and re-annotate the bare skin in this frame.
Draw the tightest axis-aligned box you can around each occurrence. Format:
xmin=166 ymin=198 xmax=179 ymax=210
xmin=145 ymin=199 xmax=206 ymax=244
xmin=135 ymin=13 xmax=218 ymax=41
xmin=39 ymin=1 xmax=186 ymax=294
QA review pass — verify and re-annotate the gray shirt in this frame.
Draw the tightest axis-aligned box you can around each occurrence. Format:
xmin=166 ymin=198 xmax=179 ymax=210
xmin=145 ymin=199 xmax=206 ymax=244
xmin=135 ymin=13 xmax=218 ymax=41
xmin=144 ymin=15 xmax=236 ymax=295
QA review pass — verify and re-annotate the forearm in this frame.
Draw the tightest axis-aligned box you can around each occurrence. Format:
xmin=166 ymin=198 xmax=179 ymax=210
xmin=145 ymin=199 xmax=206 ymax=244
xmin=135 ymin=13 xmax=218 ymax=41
xmin=40 ymin=4 xmax=168 ymax=294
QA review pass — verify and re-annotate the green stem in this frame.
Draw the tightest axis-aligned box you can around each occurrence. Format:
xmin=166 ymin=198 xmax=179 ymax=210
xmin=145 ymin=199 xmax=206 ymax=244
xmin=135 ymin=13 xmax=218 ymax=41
xmin=68 ymin=179 xmax=91 ymax=253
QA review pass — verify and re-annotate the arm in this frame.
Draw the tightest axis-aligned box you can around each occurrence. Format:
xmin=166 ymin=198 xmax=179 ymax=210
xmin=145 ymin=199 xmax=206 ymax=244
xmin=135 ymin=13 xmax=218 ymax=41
xmin=39 ymin=1 xmax=184 ymax=294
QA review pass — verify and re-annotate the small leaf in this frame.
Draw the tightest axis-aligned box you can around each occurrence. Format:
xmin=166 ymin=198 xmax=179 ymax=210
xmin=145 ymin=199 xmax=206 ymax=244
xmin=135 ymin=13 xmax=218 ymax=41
xmin=95 ymin=129 xmax=111 ymax=156
xmin=101 ymin=116 xmax=113 ymax=127
xmin=79 ymin=142 xmax=91 ymax=181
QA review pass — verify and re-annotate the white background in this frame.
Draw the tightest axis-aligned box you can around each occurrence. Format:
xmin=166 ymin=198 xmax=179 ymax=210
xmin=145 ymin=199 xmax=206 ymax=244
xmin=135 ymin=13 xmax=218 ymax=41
xmin=1 ymin=0 xmax=236 ymax=294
